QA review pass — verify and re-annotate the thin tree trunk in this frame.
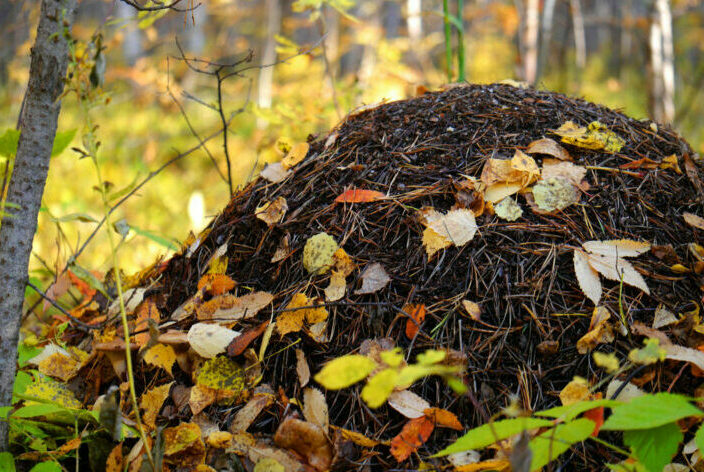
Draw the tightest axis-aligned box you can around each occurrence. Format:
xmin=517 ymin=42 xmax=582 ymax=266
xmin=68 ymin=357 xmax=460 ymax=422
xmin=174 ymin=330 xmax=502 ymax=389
xmin=649 ymin=2 xmax=664 ymax=121
xmin=0 ymin=0 xmax=77 ymax=451
xmin=657 ymin=0 xmax=675 ymax=123
xmin=537 ymin=0 xmax=557 ymax=80
xmin=523 ymin=0 xmax=540 ymax=84
xmin=570 ymin=0 xmax=586 ymax=71
xmin=407 ymin=0 xmax=422 ymax=45
xmin=256 ymin=0 xmax=281 ymax=128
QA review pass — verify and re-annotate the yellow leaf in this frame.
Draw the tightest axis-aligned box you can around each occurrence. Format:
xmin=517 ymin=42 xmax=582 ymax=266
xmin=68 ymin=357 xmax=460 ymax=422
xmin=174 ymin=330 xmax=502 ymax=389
xmin=361 ymin=368 xmax=398 ymax=408
xmin=660 ymin=154 xmax=682 ymax=174
xmin=302 ymin=232 xmax=339 ymax=275
xmin=592 ymin=352 xmax=620 ymax=373
xmin=683 ymin=212 xmax=704 ymax=231
xmin=281 ymin=142 xmax=309 ymax=168
xmin=162 ymin=423 xmax=206 ymax=467
xmin=254 ymin=457 xmax=285 ymax=472
xmin=197 ymin=356 xmax=246 ymax=393
xmin=532 ymin=177 xmax=579 ymax=211
xmin=553 ymin=120 xmax=624 ymax=153
xmin=331 ymin=426 xmax=381 ymax=448
xmin=419 ymin=208 xmax=478 ymax=257
xmin=461 ymin=300 xmax=481 ymax=320
xmin=140 ymin=382 xmax=173 ymax=429
xmin=577 ymin=306 xmax=615 ymax=354
xmin=324 ymin=270 xmax=347 ymax=302
xmin=483 ymin=182 xmax=523 ymax=203
xmin=314 ymin=354 xmax=377 ymax=390
xmin=494 ymin=197 xmax=522 ymax=221
xmin=24 ymin=375 xmax=82 ymax=409
xmin=255 ymin=197 xmax=288 ymax=226
xmin=559 ymin=377 xmax=590 ymax=405
xmin=510 ymin=149 xmax=540 ymax=185
xmin=143 ymin=343 xmax=176 ymax=376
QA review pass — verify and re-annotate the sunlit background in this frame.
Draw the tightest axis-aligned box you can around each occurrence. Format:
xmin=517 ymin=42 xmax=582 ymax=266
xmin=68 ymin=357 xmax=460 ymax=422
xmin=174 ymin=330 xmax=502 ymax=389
xmin=0 ymin=0 xmax=702 ymax=282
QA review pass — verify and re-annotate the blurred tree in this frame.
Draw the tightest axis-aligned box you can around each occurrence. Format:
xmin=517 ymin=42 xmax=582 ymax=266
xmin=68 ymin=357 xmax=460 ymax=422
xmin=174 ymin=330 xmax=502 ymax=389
xmin=257 ymin=0 xmax=282 ymax=128
xmin=649 ymin=0 xmax=675 ymax=123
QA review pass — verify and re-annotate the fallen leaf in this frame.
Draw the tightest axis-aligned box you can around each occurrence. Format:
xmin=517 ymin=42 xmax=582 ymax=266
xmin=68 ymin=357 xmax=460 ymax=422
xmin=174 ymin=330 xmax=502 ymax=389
xmin=107 ymin=288 xmax=146 ymax=317
xmin=660 ymin=154 xmax=682 ymax=174
xmin=140 ymin=382 xmax=173 ymax=429
xmin=403 ymin=304 xmax=426 ymax=339
xmin=227 ymin=432 xmax=307 ymax=471
xmin=196 ymin=357 xmax=246 ymax=400
xmin=494 ymin=197 xmax=523 ymax=221
xmin=532 ymin=177 xmax=579 ymax=211
xmin=355 ymin=262 xmax=391 ymax=294
xmin=574 ymin=249 xmax=602 ymax=305
xmin=592 ymin=352 xmax=620 ymax=373
xmin=281 ymin=142 xmax=309 ymax=168
xmin=620 ymin=157 xmax=660 ymax=170
xmin=295 ymin=349 xmax=310 ymax=387
xmin=197 ymin=274 xmax=236 ymax=296
xmin=387 ymin=390 xmax=431 ymax=418
xmin=188 ymin=323 xmax=240 ymax=359
xmin=663 ymin=344 xmax=704 ymax=372
xmin=420 ymin=208 xmax=478 ymax=257
xmin=461 ymin=300 xmax=481 ymax=320
xmin=585 ymin=253 xmax=650 ymax=294
xmin=189 ymin=384 xmax=217 ymax=415
xmin=37 ymin=346 xmax=90 ymax=382
xmin=303 ymin=387 xmax=329 ymax=431
xmin=324 ymin=270 xmax=347 ymax=301
xmin=553 ymin=120 xmax=624 ymax=153
xmin=207 ymin=431 xmax=234 ymax=449
xmin=424 ymin=407 xmax=463 ymax=430
xmin=260 ymin=162 xmax=291 ymax=183
xmin=525 ymin=137 xmax=572 ymax=161
xmin=541 ymin=159 xmax=588 ymax=189
xmin=105 ymin=442 xmax=124 ymax=472
xmin=653 ymin=304 xmax=679 ymax=329
xmin=483 ymin=182 xmax=524 ymax=203
xmin=582 ymin=239 xmax=651 ymax=258
xmin=143 ymin=343 xmax=176 ymax=375
xmin=332 ymin=426 xmax=380 ymax=448
xmin=302 ymin=232 xmax=339 ymax=275
xmin=335 ymin=188 xmax=387 ymax=203
xmin=271 ymin=234 xmax=291 ymax=263
xmin=559 ymin=377 xmax=591 ymax=405
xmin=230 ymin=387 xmax=275 ymax=433
xmin=254 ymin=458 xmax=285 ymax=472
xmin=227 ymin=321 xmax=270 ymax=357
xmin=255 ymin=197 xmax=288 ymax=226
xmin=361 ymin=368 xmax=398 ymax=408
xmin=274 ymin=417 xmax=333 ymax=472
xmin=162 ymin=422 xmax=206 ymax=467
xmin=196 ymin=291 xmax=274 ymax=322
xmin=577 ymin=306 xmax=614 ymax=354
xmin=276 ymin=293 xmax=328 ymax=336
xmin=684 ymin=212 xmax=704 ymax=231
xmin=314 ymin=354 xmax=377 ymax=389
xmin=390 ymin=416 xmax=435 ymax=462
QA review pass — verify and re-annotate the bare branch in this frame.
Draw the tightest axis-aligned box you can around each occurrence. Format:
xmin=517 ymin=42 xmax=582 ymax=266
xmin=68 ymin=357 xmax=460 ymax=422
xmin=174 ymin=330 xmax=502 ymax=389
xmin=118 ymin=0 xmax=198 ymax=13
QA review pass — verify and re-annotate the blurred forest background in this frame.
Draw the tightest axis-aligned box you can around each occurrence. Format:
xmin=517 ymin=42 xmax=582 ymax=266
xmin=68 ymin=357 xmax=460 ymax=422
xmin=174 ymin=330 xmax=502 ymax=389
xmin=0 ymin=0 xmax=702 ymax=282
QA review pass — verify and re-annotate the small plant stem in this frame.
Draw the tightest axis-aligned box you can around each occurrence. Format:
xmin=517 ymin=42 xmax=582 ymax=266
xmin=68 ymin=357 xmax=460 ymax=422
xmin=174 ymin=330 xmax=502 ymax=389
xmin=443 ymin=0 xmax=453 ymax=81
xmin=456 ymin=0 xmax=465 ymax=82
xmin=589 ymin=436 xmax=630 ymax=457
xmin=82 ymin=111 xmax=155 ymax=470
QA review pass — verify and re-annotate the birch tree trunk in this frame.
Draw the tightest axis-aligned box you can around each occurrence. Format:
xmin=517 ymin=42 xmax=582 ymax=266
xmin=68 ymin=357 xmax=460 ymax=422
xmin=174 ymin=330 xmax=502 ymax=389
xmin=537 ymin=0 xmax=557 ymax=80
xmin=570 ymin=0 xmax=586 ymax=71
xmin=257 ymin=0 xmax=281 ymax=128
xmin=523 ymin=0 xmax=540 ymax=84
xmin=0 ymin=0 xmax=77 ymax=451
xmin=657 ymin=0 xmax=675 ymax=123
xmin=407 ymin=0 xmax=422 ymax=45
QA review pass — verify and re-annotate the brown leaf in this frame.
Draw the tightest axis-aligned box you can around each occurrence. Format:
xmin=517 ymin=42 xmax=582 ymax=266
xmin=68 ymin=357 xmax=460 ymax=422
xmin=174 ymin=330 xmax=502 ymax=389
xmin=227 ymin=320 xmax=270 ymax=357
xmin=274 ymin=417 xmax=333 ymax=472
xmin=105 ymin=442 xmax=124 ymax=472
xmin=355 ymin=263 xmax=391 ymax=294
xmin=196 ymin=291 xmax=274 ymax=322
xmin=295 ymin=348 xmax=310 ymax=387
xmin=525 ymin=137 xmax=572 ymax=161
xmin=230 ymin=387 xmax=275 ymax=433
xmin=255 ymin=196 xmax=288 ymax=226
xmin=424 ymin=407 xmax=463 ymax=430
xmin=684 ymin=212 xmax=704 ymax=231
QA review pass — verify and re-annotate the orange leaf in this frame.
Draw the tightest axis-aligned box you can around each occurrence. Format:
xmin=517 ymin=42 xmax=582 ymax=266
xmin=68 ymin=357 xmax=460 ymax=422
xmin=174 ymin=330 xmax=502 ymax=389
xmin=134 ymin=299 xmax=161 ymax=348
xmin=583 ymin=406 xmax=604 ymax=437
xmin=390 ymin=416 xmax=435 ymax=462
xmin=403 ymin=304 xmax=426 ymax=339
xmin=227 ymin=320 xmax=270 ymax=357
xmin=197 ymin=274 xmax=236 ymax=295
xmin=335 ymin=189 xmax=387 ymax=203
xmin=67 ymin=270 xmax=96 ymax=299
xmin=424 ymin=407 xmax=463 ymax=430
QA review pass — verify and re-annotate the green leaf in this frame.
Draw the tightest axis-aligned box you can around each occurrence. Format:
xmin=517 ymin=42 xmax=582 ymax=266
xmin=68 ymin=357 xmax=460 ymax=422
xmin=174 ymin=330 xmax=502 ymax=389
xmin=17 ymin=343 xmax=42 ymax=368
xmin=433 ymin=417 xmax=555 ymax=456
xmin=29 ymin=462 xmax=62 ymax=472
xmin=0 ymin=129 xmax=20 ymax=158
xmin=13 ymin=371 xmax=33 ymax=398
xmin=529 ymin=418 xmax=595 ymax=471
xmin=602 ymin=393 xmax=702 ymax=431
xmin=0 ymin=407 xmax=11 ymax=420
xmin=0 ymin=452 xmax=15 ymax=472
xmin=696 ymin=422 xmax=704 ymax=455
xmin=12 ymin=403 xmax=66 ymax=418
xmin=361 ymin=368 xmax=398 ymax=408
xmin=623 ymin=422 xmax=681 ymax=472
xmin=536 ymin=399 xmax=622 ymax=421
xmin=50 ymin=129 xmax=76 ymax=157
xmin=130 ymin=224 xmax=179 ymax=251
xmin=49 ymin=212 xmax=97 ymax=223
xmin=314 ymin=355 xmax=376 ymax=390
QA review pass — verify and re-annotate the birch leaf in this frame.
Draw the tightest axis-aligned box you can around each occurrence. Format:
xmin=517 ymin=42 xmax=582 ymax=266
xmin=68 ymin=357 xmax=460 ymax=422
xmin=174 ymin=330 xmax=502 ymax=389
xmin=574 ymin=249 xmax=602 ymax=304
xmin=582 ymin=240 xmax=651 ymax=258
xmin=586 ymin=253 xmax=650 ymax=294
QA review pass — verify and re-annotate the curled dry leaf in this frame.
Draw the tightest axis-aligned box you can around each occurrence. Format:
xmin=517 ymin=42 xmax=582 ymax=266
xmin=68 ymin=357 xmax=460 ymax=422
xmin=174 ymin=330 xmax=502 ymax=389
xmin=274 ymin=417 xmax=333 ymax=472
xmin=585 ymin=253 xmax=649 ymax=294
xmin=525 ymin=137 xmax=572 ymax=161
xmin=355 ymin=262 xmax=391 ymax=294
xmin=162 ymin=422 xmax=206 ymax=468
xmin=271 ymin=234 xmax=291 ymax=263
xmin=230 ymin=387 xmax=275 ymax=433
xmin=424 ymin=407 xmax=463 ymax=430
xmin=255 ymin=197 xmax=288 ymax=226
xmin=387 ymin=390 xmax=431 ymax=419
xmin=335 ymin=188 xmax=387 ymax=203
xmin=577 ymin=306 xmax=614 ymax=354
xmin=227 ymin=320 xmax=270 ymax=357
xmin=188 ymin=323 xmax=240 ymax=359
xmin=653 ymin=304 xmax=679 ymax=329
